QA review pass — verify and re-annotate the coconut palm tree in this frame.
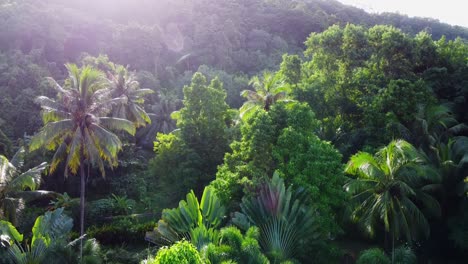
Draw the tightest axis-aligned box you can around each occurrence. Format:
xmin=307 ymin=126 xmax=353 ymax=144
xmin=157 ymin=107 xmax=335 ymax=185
xmin=107 ymin=64 xmax=154 ymax=128
xmin=0 ymin=147 xmax=49 ymax=225
xmin=239 ymin=72 xmax=292 ymax=120
xmin=345 ymin=140 xmax=441 ymax=259
xmin=392 ymin=103 xmax=467 ymax=150
xmin=30 ymin=64 xmax=136 ymax=255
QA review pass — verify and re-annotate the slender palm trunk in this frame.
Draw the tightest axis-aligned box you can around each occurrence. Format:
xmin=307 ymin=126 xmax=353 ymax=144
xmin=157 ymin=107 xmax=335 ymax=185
xmin=392 ymin=232 xmax=395 ymax=264
xmin=79 ymin=156 xmax=86 ymax=259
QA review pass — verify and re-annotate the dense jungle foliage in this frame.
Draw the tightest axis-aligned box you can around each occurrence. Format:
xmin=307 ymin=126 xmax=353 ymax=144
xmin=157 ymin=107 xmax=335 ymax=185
xmin=0 ymin=0 xmax=467 ymax=263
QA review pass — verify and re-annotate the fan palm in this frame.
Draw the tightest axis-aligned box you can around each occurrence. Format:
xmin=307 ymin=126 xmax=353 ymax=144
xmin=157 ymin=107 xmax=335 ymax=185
xmin=107 ymin=64 xmax=153 ymax=128
xmin=29 ymin=64 xmax=136 ymax=253
xmin=232 ymin=172 xmax=321 ymax=262
xmin=345 ymin=140 xmax=441 ymax=254
xmin=239 ymin=72 xmax=292 ymax=120
xmin=0 ymin=147 xmax=49 ymax=225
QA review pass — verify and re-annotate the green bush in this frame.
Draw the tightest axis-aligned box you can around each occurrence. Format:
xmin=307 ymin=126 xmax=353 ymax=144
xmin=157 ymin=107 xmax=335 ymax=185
xmin=87 ymin=217 xmax=155 ymax=245
xmin=393 ymin=246 xmax=416 ymax=264
xmin=87 ymin=195 xmax=136 ymax=225
xmin=356 ymin=248 xmax=391 ymax=264
xmin=87 ymin=198 xmax=115 ymax=224
xmin=203 ymin=226 xmax=269 ymax=264
xmin=143 ymin=240 xmax=203 ymax=264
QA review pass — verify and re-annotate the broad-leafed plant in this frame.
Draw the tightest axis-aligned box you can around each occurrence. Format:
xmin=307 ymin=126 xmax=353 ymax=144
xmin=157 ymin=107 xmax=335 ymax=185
xmin=146 ymin=186 xmax=226 ymax=250
xmin=232 ymin=172 xmax=322 ymax=263
xmin=0 ymin=147 xmax=49 ymax=225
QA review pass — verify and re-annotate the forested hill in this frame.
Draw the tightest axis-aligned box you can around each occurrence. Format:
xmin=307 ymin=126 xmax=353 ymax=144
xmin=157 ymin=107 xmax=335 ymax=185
xmin=1 ymin=0 xmax=467 ymax=72
xmin=0 ymin=0 xmax=467 ymax=148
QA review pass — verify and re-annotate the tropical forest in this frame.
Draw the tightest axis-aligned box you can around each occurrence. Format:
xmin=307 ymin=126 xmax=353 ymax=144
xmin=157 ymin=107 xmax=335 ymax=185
xmin=0 ymin=0 xmax=467 ymax=263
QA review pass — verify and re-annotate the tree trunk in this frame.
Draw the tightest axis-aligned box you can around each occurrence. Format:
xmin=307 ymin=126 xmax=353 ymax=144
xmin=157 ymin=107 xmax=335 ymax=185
xmin=79 ymin=157 xmax=86 ymax=259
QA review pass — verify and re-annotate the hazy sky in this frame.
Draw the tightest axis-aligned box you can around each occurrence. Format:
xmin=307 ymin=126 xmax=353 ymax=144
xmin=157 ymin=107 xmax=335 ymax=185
xmin=338 ymin=0 xmax=468 ymax=28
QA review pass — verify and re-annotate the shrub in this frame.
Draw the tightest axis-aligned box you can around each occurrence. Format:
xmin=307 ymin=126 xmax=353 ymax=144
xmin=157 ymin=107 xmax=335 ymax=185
xmin=87 ymin=198 xmax=115 ymax=224
xmin=203 ymin=226 xmax=269 ymax=264
xmin=393 ymin=246 xmax=417 ymax=264
xmin=356 ymin=248 xmax=390 ymax=264
xmin=143 ymin=240 xmax=203 ymax=264
xmin=88 ymin=217 xmax=155 ymax=245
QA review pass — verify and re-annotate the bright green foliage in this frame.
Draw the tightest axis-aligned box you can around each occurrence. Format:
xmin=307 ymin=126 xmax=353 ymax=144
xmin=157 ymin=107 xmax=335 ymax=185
xmin=0 ymin=147 xmax=49 ymax=225
xmin=272 ymin=107 xmax=346 ymax=235
xmin=356 ymin=248 xmax=390 ymax=264
xmin=143 ymin=240 xmax=203 ymax=264
xmin=175 ymin=72 xmax=230 ymax=181
xmin=213 ymin=102 xmax=346 ymax=236
xmin=0 ymin=220 xmax=23 ymax=245
xmin=146 ymin=186 xmax=226 ymax=250
xmin=203 ymin=226 xmax=269 ymax=264
xmin=232 ymin=173 xmax=322 ymax=263
xmin=239 ymin=72 xmax=292 ymax=120
xmin=149 ymin=72 xmax=230 ymax=204
xmin=212 ymin=109 xmax=277 ymax=207
xmin=298 ymin=24 xmax=468 ymax=156
xmin=345 ymin=140 xmax=441 ymax=243
xmin=279 ymin=54 xmax=301 ymax=86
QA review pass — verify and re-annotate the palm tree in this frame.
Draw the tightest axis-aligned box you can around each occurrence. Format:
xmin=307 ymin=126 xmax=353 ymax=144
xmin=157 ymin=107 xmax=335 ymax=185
xmin=345 ymin=140 xmax=441 ymax=260
xmin=392 ymin=103 xmax=466 ymax=150
xmin=239 ymin=72 xmax=292 ymax=120
xmin=30 ymin=64 xmax=136 ymax=254
xmin=232 ymin=172 xmax=321 ymax=263
xmin=0 ymin=147 xmax=49 ymax=225
xmin=107 ymin=64 xmax=154 ymax=128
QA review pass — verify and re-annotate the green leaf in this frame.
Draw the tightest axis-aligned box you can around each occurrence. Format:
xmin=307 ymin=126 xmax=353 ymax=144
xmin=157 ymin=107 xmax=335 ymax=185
xmin=0 ymin=220 xmax=23 ymax=245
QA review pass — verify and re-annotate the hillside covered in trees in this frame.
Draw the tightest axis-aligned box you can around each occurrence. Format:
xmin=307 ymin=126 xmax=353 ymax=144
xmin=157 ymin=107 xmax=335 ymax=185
xmin=0 ymin=0 xmax=467 ymax=263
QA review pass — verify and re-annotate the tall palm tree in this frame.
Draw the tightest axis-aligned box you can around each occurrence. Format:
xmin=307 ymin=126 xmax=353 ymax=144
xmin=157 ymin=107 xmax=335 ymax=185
xmin=30 ymin=64 xmax=136 ymax=254
xmin=344 ymin=140 xmax=441 ymax=258
xmin=0 ymin=147 xmax=49 ymax=225
xmin=107 ymin=64 xmax=154 ymax=128
xmin=239 ymin=72 xmax=292 ymax=120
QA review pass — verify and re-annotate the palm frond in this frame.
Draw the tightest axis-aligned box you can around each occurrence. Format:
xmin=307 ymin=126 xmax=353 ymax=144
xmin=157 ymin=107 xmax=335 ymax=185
xmin=345 ymin=152 xmax=382 ymax=180
xmin=29 ymin=120 xmax=74 ymax=152
xmin=64 ymin=127 xmax=83 ymax=176
xmin=98 ymin=117 xmax=136 ymax=136
xmin=9 ymin=162 xmax=47 ymax=191
xmin=10 ymin=147 xmax=25 ymax=169
xmin=88 ymin=124 xmax=123 ymax=165
xmin=0 ymin=155 xmax=15 ymax=187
